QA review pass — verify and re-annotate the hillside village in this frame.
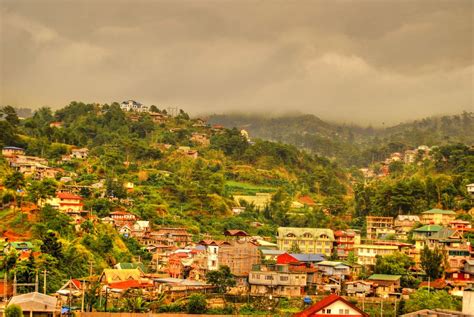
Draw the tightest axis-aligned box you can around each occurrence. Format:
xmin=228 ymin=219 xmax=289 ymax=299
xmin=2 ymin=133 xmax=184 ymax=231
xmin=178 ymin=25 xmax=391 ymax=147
xmin=0 ymin=102 xmax=473 ymax=316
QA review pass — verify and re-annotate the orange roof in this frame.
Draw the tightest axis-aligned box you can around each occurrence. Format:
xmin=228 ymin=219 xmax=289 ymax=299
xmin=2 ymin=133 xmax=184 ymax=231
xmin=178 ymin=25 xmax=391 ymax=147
xmin=57 ymin=192 xmax=83 ymax=200
xmin=419 ymin=278 xmax=447 ymax=289
xmin=298 ymin=195 xmax=316 ymax=206
xmin=108 ymin=280 xmax=152 ymax=290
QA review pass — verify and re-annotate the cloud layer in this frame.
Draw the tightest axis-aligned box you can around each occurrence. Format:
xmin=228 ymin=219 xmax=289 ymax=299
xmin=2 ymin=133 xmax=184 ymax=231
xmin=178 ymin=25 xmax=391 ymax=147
xmin=1 ymin=0 xmax=472 ymax=124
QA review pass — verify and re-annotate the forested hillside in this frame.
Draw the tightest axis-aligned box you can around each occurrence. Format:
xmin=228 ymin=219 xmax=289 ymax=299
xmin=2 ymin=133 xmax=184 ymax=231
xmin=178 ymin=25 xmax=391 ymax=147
xmin=208 ymin=112 xmax=474 ymax=167
xmin=0 ymin=103 xmax=473 ymax=295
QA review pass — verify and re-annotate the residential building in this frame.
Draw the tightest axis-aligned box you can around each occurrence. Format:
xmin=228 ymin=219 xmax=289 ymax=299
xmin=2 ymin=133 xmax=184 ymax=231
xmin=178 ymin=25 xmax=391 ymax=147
xmin=99 ymin=268 xmax=143 ymax=284
xmin=120 ymin=100 xmax=149 ymax=112
xmin=3 ymin=241 xmax=33 ymax=254
xmin=334 ymin=230 xmax=358 ymax=258
xmin=467 ymin=184 xmax=474 ymax=196
xmin=404 ymin=149 xmax=417 ymax=164
xmin=71 ymin=148 xmax=89 ymax=159
xmin=249 ymin=264 xmax=307 ymax=296
xmin=52 ymin=192 xmax=84 ymax=212
xmin=154 ymin=227 xmax=192 ymax=248
xmin=394 ymin=215 xmax=420 ymax=232
xmin=277 ymin=253 xmax=325 ymax=266
xmin=412 ymin=225 xmax=443 ymax=250
xmin=218 ymin=239 xmax=260 ymax=284
xmin=7 ymin=292 xmax=60 ymax=317
xmin=2 ymin=146 xmax=25 ymax=157
xmin=277 ymin=227 xmax=335 ymax=256
xmin=367 ymin=274 xmax=401 ymax=297
xmin=354 ymin=244 xmax=398 ymax=266
xmin=316 ymin=261 xmax=351 ymax=277
xmin=190 ymin=133 xmax=210 ymax=146
xmin=426 ymin=228 xmax=470 ymax=270
xmin=293 ymin=294 xmax=369 ymax=317
xmin=110 ymin=211 xmax=137 ymax=224
xmin=261 ymin=249 xmax=286 ymax=262
xmin=198 ymin=240 xmax=230 ymax=271
xmin=421 ymin=209 xmax=456 ymax=226
xmin=346 ymin=280 xmax=376 ymax=296
xmin=366 ymin=216 xmax=393 ymax=240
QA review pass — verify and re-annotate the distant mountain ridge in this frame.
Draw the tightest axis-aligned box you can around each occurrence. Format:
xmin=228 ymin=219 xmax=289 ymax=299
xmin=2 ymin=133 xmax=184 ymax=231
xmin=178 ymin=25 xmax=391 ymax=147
xmin=207 ymin=112 xmax=474 ymax=166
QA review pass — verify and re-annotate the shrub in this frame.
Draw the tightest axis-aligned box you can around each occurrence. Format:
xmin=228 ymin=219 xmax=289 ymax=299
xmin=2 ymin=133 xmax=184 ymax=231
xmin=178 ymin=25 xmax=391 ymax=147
xmin=5 ymin=304 xmax=23 ymax=317
xmin=187 ymin=293 xmax=207 ymax=314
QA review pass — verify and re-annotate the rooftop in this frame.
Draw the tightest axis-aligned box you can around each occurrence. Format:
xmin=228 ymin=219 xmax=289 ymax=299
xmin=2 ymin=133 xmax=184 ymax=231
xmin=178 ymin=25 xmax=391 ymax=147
xmin=413 ymin=225 xmax=444 ymax=232
xmin=422 ymin=209 xmax=456 ymax=215
xmin=368 ymin=274 xmax=401 ymax=281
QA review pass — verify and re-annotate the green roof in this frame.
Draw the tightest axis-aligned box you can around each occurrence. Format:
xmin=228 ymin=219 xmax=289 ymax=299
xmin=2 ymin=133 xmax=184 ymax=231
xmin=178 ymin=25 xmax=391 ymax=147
xmin=7 ymin=242 xmax=33 ymax=249
xmin=368 ymin=274 xmax=401 ymax=281
xmin=115 ymin=262 xmax=145 ymax=272
xmin=413 ymin=225 xmax=443 ymax=232
xmin=429 ymin=228 xmax=456 ymax=240
xmin=422 ymin=209 xmax=455 ymax=215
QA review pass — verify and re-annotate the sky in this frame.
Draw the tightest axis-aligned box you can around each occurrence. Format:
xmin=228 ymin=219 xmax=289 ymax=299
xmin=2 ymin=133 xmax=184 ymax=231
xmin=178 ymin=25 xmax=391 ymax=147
xmin=0 ymin=0 xmax=473 ymax=124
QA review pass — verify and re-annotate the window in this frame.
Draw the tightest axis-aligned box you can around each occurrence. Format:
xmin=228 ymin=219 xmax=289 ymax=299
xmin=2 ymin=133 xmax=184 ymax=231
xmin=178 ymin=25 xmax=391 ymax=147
xmin=265 ymin=275 xmax=273 ymax=280
xmin=345 ymin=309 xmax=349 ymax=314
xmin=339 ymin=309 xmax=344 ymax=314
xmin=280 ymin=276 xmax=289 ymax=281
xmin=453 ymin=273 xmax=458 ymax=278
xmin=326 ymin=309 xmax=331 ymax=314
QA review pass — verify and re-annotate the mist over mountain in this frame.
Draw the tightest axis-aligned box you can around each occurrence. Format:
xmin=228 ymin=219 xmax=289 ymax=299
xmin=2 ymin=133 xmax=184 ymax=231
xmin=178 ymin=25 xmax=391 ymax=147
xmin=208 ymin=111 xmax=474 ymax=166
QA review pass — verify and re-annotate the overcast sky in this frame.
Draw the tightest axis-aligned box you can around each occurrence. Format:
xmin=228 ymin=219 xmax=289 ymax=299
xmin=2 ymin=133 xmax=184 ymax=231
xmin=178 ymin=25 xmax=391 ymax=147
xmin=0 ymin=0 xmax=473 ymax=124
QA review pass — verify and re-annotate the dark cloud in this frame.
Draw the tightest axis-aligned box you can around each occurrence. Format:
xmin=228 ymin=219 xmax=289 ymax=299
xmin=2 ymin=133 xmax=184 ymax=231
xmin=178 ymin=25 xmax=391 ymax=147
xmin=1 ymin=0 xmax=472 ymax=124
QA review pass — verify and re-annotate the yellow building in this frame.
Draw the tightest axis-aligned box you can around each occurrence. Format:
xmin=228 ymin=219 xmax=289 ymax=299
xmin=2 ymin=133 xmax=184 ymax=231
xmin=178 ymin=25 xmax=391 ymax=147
xmin=277 ymin=227 xmax=335 ymax=256
xmin=354 ymin=244 xmax=399 ymax=266
xmin=421 ymin=209 xmax=456 ymax=226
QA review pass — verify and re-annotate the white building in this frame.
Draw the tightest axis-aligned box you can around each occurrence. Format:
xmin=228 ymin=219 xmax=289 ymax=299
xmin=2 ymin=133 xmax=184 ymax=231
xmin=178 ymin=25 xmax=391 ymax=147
xmin=120 ymin=100 xmax=149 ymax=112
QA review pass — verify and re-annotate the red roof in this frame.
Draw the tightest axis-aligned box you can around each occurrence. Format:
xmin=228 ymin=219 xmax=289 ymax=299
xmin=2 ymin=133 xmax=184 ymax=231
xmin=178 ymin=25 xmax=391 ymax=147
xmin=57 ymin=192 xmax=83 ymax=200
xmin=108 ymin=280 xmax=152 ymax=290
xmin=298 ymin=195 xmax=316 ymax=206
xmin=419 ymin=278 xmax=447 ymax=289
xmin=293 ymin=294 xmax=368 ymax=317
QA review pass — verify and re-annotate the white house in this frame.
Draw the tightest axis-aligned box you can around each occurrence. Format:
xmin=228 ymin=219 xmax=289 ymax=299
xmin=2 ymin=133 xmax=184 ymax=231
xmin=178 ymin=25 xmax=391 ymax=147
xmin=120 ymin=100 xmax=149 ymax=112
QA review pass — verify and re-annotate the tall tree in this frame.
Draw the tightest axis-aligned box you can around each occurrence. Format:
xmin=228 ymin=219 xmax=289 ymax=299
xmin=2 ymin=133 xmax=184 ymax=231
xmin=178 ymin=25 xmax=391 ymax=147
xmin=421 ymin=246 xmax=445 ymax=280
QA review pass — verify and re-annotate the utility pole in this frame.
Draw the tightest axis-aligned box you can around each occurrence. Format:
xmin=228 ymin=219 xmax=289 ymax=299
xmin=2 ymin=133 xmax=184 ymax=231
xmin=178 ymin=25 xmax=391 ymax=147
xmin=3 ymin=271 xmax=7 ymax=301
xmin=43 ymin=270 xmax=47 ymax=294
xmin=34 ymin=271 xmax=38 ymax=292
xmin=81 ymin=278 xmax=85 ymax=313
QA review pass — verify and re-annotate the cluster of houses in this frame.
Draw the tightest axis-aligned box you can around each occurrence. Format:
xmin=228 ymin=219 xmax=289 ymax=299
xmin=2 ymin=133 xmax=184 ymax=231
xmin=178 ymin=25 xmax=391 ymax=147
xmin=2 ymin=146 xmax=89 ymax=181
xmin=359 ymin=145 xmax=433 ymax=178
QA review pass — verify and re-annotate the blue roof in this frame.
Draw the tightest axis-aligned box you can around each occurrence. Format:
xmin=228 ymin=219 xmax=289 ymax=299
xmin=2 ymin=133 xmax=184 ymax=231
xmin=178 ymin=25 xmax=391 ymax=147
xmin=290 ymin=253 xmax=325 ymax=262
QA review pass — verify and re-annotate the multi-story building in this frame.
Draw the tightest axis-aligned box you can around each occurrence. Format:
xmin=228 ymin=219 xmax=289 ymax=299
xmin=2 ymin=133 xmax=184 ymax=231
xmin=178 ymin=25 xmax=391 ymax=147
xmin=394 ymin=215 xmax=420 ymax=232
xmin=218 ymin=239 xmax=260 ymax=285
xmin=367 ymin=274 xmax=401 ymax=297
xmin=426 ymin=227 xmax=471 ymax=270
xmin=421 ymin=209 xmax=456 ymax=226
xmin=315 ymin=261 xmax=351 ymax=277
xmin=412 ymin=224 xmax=443 ymax=250
xmin=249 ymin=264 xmax=307 ymax=296
xmin=197 ymin=240 xmax=230 ymax=271
xmin=153 ymin=227 xmax=192 ymax=248
xmin=334 ymin=230 xmax=359 ymax=258
xmin=44 ymin=192 xmax=84 ymax=212
xmin=120 ymin=100 xmax=149 ymax=112
xmin=366 ymin=216 xmax=394 ymax=240
xmin=354 ymin=244 xmax=398 ymax=266
xmin=2 ymin=146 xmax=25 ymax=157
xmin=277 ymin=227 xmax=335 ymax=256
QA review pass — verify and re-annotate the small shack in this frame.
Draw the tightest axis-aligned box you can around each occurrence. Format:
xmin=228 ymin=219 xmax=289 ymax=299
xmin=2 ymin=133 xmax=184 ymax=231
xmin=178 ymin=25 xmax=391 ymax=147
xmin=7 ymin=292 xmax=59 ymax=317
